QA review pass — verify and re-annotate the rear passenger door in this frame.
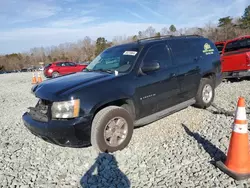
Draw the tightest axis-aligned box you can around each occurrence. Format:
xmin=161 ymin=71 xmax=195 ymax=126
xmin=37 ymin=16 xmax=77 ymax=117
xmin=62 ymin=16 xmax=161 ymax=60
xmin=167 ymin=39 xmax=201 ymax=102
xmin=55 ymin=62 xmax=67 ymax=75
xmin=65 ymin=62 xmax=78 ymax=73
xmin=134 ymin=43 xmax=181 ymax=118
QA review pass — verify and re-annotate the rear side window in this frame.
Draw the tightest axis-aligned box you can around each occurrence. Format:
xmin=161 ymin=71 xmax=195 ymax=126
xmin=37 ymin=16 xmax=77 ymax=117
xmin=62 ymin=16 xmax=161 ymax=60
xmin=66 ymin=62 xmax=76 ymax=66
xmin=56 ymin=62 xmax=66 ymax=66
xmin=143 ymin=43 xmax=171 ymax=68
xmin=225 ymin=38 xmax=250 ymax=53
xmin=167 ymin=39 xmax=193 ymax=64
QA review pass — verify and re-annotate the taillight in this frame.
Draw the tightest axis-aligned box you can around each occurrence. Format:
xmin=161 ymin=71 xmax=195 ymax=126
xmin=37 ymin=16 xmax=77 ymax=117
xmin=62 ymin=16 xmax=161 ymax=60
xmin=246 ymin=55 xmax=250 ymax=66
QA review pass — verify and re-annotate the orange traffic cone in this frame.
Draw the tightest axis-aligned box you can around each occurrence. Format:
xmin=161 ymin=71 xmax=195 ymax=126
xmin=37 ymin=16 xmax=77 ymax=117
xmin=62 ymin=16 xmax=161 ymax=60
xmin=32 ymin=72 xmax=37 ymax=84
xmin=37 ymin=72 xmax=43 ymax=83
xmin=216 ymin=97 xmax=250 ymax=180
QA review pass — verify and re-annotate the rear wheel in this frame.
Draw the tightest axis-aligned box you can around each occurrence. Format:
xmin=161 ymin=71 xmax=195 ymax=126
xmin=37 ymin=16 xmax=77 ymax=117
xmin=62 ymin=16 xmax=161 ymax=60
xmin=194 ymin=78 xmax=215 ymax=109
xmin=91 ymin=106 xmax=134 ymax=153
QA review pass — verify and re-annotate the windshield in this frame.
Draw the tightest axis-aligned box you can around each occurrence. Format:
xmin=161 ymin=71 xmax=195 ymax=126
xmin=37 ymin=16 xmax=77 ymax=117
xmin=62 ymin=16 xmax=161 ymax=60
xmin=86 ymin=45 xmax=139 ymax=73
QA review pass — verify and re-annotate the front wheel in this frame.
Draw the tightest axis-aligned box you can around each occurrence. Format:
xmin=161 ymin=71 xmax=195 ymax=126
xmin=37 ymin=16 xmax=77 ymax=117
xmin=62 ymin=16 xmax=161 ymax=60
xmin=194 ymin=78 xmax=215 ymax=109
xmin=52 ymin=71 xmax=60 ymax=78
xmin=91 ymin=106 xmax=134 ymax=153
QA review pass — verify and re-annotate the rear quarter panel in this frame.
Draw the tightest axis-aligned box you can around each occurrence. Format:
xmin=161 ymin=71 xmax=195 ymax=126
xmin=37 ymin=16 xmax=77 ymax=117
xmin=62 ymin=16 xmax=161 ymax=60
xmin=199 ymin=39 xmax=221 ymax=76
xmin=198 ymin=38 xmax=222 ymax=86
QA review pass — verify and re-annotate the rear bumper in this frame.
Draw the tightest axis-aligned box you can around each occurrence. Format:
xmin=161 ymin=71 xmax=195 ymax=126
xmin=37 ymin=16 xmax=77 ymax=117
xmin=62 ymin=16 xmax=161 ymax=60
xmin=222 ymin=70 xmax=250 ymax=79
xmin=22 ymin=112 xmax=92 ymax=148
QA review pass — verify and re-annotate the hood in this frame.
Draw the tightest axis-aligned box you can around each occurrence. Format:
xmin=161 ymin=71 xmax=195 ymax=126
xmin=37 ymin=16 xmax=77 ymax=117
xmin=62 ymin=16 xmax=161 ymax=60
xmin=33 ymin=72 xmax=113 ymax=100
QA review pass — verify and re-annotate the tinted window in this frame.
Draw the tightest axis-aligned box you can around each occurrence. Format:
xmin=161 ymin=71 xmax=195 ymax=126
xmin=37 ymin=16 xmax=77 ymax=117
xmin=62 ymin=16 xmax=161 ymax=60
xmin=167 ymin=39 xmax=193 ymax=64
xmin=86 ymin=45 xmax=140 ymax=72
xmin=56 ymin=63 xmax=65 ymax=67
xmin=65 ymin=62 xmax=75 ymax=66
xmin=143 ymin=43 xmax=170 ymax=68
xmin=225 ymin=38 xmax=250 ymax=53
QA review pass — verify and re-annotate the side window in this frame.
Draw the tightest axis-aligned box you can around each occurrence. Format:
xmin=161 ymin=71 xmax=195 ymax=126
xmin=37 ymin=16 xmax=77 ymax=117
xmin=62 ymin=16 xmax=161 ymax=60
xmin=224 ymin=38 xmax=250 ymax=53
xmin=56 ymin=63 xmax=62 ymax=67
xmin=143 ymin=43 xmax=170 ymax=69
xmin=225 ymin=41 xmax=240 ymax=53
xmin=239 ymin=38 xmax=250 ymax=49
xmin=66 ymin=62 xmax=75 ymax=66
xmin=167 ymin=39 xmax=193 ymax=64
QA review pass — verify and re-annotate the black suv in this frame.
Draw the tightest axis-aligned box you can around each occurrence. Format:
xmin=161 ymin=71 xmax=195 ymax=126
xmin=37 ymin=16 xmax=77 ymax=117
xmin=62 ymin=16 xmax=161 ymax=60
xmin=22 ymin=35 xmax=222 ymax=152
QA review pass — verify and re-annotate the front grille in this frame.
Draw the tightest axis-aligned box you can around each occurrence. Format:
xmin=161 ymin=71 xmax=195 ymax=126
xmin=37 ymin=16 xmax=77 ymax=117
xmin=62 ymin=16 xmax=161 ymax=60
xmin=28 ymin=99 xmax=52 ymax=122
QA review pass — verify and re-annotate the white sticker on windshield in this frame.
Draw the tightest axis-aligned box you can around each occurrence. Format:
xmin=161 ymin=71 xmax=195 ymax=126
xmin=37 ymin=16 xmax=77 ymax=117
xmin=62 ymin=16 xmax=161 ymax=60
xmin=123 ymin=51 xmax=137 ymax=56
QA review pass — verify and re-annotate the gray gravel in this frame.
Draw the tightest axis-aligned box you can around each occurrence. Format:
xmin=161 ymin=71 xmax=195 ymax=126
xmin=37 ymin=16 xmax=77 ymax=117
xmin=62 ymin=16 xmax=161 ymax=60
xmin=1 ymin=72 xmax=250 ymax=188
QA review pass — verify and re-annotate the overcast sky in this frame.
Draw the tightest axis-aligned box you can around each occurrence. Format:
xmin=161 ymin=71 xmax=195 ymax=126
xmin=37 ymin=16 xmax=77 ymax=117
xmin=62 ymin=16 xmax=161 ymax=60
xmin=0 ymin=0 xmax=249 ymax=54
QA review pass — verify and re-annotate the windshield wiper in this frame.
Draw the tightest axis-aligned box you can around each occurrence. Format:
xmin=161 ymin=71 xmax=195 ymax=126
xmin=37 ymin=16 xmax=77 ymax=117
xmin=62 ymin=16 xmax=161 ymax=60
xmin=95 ymin=69 xmax=114 ymax=74
xmin=84 ymin=68 xmax=115 ymax=74
xmin=84 ymin=68 xmax=94 ymax=72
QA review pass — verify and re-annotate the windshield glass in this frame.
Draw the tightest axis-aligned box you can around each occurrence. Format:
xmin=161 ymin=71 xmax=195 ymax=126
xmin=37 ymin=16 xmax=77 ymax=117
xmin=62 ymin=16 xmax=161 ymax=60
xmin=86 ymin=45 xmax=139 ymax=73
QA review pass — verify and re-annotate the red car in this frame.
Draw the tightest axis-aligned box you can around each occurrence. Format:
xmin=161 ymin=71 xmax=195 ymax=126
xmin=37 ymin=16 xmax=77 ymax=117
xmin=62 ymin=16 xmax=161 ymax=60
xmin=220 ymin=35 xmax=250 ymax=79
xmin=43 ymin=61 xmax=87 ymax=78
xmin=215 ymin=41 xmax=226 ymax=55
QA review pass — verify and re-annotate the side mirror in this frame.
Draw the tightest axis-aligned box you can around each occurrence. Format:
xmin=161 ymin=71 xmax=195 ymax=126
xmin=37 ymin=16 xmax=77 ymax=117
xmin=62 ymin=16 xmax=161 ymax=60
xmin=141 ymin=61 xmax=160 ymax=73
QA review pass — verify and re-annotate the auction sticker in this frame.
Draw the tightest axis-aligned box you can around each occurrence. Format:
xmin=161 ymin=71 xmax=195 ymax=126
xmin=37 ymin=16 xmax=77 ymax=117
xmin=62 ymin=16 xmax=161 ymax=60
xmin=123 ymin=51 xmax=137 ymax=56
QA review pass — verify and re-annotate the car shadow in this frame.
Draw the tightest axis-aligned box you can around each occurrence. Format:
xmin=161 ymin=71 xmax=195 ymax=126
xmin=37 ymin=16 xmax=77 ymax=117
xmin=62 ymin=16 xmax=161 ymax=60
xmin=80 ymin=152 xmax=130 ymax=188
xmin=226 ymin=77 xmax=250 ymax=83
xmin=182 ymin=124 xmax=226 ymax=164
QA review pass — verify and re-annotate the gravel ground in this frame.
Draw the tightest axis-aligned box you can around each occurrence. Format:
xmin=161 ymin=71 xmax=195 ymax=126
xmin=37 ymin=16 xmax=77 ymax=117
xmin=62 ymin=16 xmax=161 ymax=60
xmin=1 ymin=72 xmax=250 ymax=188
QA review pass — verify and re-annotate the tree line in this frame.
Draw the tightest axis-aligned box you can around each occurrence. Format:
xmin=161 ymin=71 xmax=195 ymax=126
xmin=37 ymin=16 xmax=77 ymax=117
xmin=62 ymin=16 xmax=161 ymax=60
xmin=0 ymin=5 xmax=249 ymax=71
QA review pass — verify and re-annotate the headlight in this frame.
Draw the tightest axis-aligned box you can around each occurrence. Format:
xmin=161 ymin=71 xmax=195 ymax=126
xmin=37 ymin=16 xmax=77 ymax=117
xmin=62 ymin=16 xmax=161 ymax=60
xmin=51 ymin=99 xmax=80 ymax=119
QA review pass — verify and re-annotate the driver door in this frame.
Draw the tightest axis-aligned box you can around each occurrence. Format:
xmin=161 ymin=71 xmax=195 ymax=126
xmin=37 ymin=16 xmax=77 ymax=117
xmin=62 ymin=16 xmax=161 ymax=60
xmin=134 ymin=43 xmax=181 ymax=119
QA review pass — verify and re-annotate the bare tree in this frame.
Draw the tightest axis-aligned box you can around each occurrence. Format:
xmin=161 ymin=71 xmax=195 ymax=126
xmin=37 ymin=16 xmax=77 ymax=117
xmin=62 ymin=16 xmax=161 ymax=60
xmin=1 ymin=5 xmax=250 ymax=71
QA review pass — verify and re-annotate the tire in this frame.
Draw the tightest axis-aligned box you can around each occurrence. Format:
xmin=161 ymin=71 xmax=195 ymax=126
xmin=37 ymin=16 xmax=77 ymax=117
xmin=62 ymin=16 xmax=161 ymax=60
xmin=52 ymin=71 xmax=59 ymax=78
xmin=194 ymin=78 xmax=215 ymax=109
xmin=91 ymin=106 xmax=134 ymax=153
xmin=121 ymin=103 xmax=136 ymax=120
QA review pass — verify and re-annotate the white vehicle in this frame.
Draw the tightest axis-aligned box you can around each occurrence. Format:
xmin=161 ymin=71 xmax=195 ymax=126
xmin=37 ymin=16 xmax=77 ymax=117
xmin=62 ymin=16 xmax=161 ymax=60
xmin=38 ymin=66 xmax=44 ymax=71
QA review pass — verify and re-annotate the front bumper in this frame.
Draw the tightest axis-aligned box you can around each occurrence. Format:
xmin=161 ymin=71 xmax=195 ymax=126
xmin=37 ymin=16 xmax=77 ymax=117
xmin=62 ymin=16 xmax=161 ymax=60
xmin=22 ymin=112 xmax=92 ymax=148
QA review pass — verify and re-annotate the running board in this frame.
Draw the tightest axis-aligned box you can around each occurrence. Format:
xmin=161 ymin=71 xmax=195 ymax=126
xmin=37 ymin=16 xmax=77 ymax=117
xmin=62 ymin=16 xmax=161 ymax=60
xmin=134 ymin=98 xmax=196 ymax=127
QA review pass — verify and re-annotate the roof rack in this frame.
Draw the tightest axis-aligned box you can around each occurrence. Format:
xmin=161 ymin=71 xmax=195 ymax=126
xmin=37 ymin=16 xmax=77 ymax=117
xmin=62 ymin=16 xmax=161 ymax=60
xmin=137 ymin=34 xmax=203 ymax=42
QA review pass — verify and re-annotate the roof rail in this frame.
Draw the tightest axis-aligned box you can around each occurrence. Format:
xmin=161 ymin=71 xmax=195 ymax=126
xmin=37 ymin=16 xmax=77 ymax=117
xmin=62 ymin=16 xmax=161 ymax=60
xmin=137 ymin=34 xmax=203 ymax=42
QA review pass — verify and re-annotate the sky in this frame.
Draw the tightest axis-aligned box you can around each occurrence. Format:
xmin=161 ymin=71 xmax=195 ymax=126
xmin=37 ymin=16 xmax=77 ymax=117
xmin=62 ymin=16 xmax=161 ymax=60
xmin=0 ymin=0 xmax=249 ymax=54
